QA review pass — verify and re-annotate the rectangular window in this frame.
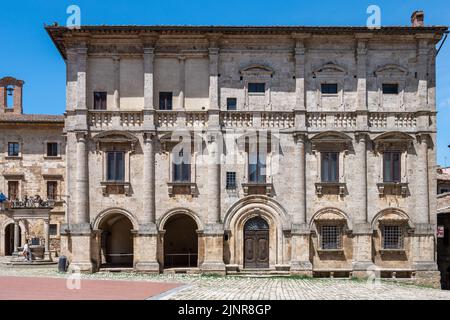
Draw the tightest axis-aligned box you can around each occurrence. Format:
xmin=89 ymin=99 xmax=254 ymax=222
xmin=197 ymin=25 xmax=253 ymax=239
xmin=8 ymin=181 xmax=19 ymax=200
xmin=382 ymin=83 xmax=399 ymax=94
xmin=321 ymin=83 xmax=338 ymax=94
xmin=8 ymin=142 xmax=20 ymax=157
xmin=47 ymin=181 xmax=58 ymax=200
xmin=93 ymin=92 xmax=107 ymax=110
xmin=107 ymin=151 xmax=125 ymax=182
xmin=46 ymin=143 xmax=58 ymax=157
xmin=248 ymin=138 xmax=267 ymax=183
xmin=248 ymin=83 xmax=265 ymax=93
xmin=49 ymin=224 xmax=58 ymax=236
xmin=172 ymin=149 xmax=191 ymax=182
xmin=383 ymin=152 xmax=401 ymax=182
xmin=321 ymin=225 xmax=342 ymax=250
xmin=321 ymin=152 xmax=339 ymax=182
xmin=227 ymin=98 xmax=237 ymax=111
xmin=226 ymin=172 xmax=237 ymax=189
xmin=383 ymin=225 xmax=403 ymax=249
xmin=159 ymin=92 xmax=173 ymax=110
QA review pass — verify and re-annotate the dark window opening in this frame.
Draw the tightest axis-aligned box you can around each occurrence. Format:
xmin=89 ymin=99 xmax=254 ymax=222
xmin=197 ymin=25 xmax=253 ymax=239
xmin=383 ymin=152 xmax=401 ymax=182
xmin=383 ymin=225 xmax=403 ymax=249
xmin=227 ymin=98 xmax=237 ymax=111
xmin=8 ymin=142 xmax=20 ymax=157
xmin=321 ymin=83 xmax=338 ymax=94
xmin=49 ymin=224 xmax=58 ymax=236
xmin=8 ymin=181 xmax=19 ymax=200
xmin=47 ymin=143 xmax=58 ymax=157
xmin=47 ymin=181 xmax=58 ymax=200
xmin=159 ymin=92 xmax=173 ymax=110
xmin=321 ymin=225 xmax=342 ymax=249
xmin=6 ymin=85 xmax=14 ymax=108
xmin=93 ymin=92 xmax=107 ymax=110
xmin=107 ymin=151 xmax=125 ymax=182
xmin=382 ymin=83 xmax=399 ymax=95
xmin=248 ymin=83 xmax=265 ymax=93
xmin=321 ymin=152 xmax=339 ymax=182
xmin=248 ymin=136 xmax=267 ymax=183
xmin=226 ymin=172 xmax=237 ymax=189
xmin=172 ymin=149 xmax=191 ymax=182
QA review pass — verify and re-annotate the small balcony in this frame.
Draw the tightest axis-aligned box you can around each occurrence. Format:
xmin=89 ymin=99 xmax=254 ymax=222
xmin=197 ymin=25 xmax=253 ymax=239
xmin=242 ymin=182 xmax=273 ymax=197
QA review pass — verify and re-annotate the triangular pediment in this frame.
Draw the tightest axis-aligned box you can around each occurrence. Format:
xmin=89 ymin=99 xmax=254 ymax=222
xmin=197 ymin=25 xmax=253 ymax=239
xmin=375 ymin=64 xmax=408 ymax=77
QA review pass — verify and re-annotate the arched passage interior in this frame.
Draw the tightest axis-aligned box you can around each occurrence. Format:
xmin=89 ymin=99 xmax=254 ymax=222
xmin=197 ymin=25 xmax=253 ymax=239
xmin=163 ymin=214 xmax=198 ymax=268
xmin=99 ymin=213 xmax=134 ymax=267
xmin=4 ymin=223 xmax=21 ymax=256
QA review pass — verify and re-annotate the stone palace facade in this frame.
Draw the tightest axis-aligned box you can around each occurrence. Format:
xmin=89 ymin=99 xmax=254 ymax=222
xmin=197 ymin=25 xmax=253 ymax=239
xmin=1 ymin=12 xmax=447 ymax=285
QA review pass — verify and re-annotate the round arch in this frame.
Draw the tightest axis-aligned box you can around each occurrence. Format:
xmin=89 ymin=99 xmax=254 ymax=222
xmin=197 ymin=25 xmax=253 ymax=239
xmin=224 ymin=195 xmax=290 ymax=268
xmin=0 ymin=219 xmax=26 ymax=256
xmin=92 ymin=207 xmax=139 ymax=231
xmin=158 ymin=208 xmax=203 ymax=232
xmin=371 ymin=208 xmax=414 ymax=230
xmin=309 ymin=207 xmax=352 ymax=231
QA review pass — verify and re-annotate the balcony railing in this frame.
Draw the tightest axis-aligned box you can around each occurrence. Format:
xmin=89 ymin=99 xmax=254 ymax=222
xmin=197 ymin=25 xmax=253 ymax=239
xmin=6 ymin=195 xmax=55 ymax=209
xmin=86 ymin=110 xmax=428 ymax=132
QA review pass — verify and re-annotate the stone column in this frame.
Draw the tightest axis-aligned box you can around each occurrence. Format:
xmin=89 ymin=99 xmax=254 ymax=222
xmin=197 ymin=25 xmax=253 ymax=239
xmin=43 ymin=219 xmax=51 ymax=261
xmin=13 ymin=221 xmax=20 ymax=254
xmin=143 ymin=45 xmax=156 ymax=132
xmin=76 ymin=46 xmax=88 ymax=111
xmin=70 ymin=132 xmax=93 ymax=272
xmin=293 ymin=34 xmax=308 ymax=132
xmin=178 ymin=56 xmax=186 ymax=110
xmin=113 ymin=55 xmax=121 ymax=110
xmin=202 ymin=132 xmax=226 ymax=274
xmin=412 ymin=134 xmax=437 ymax=277
xmin=416 ymin=38 xmax=429 ymax=110
xmin=352 ymin=133 xmax=374 ymax=275
xmin=135 ymin=132 xmax=160 ymax=272
xmin=290 ymin=133 xmax=312 ymax=275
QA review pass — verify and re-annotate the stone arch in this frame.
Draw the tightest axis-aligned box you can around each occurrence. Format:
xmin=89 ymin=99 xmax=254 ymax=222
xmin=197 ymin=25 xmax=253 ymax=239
xmin=371 ymin=207 xmax=414 ymax=230
xmin=224 ymin=195 xmax=290 ymax=268
xmin=309 ymin=207 xmax=352 ymax=231
xmin=0 ymin=218 xmax=26 ymax=256
xmin=158 ymin=208 xmax=203 ymax=268
xmin=158 ymin=208 xmax=204 ymax=232
xmin=92 ymin=207 xmax=139 ymax=231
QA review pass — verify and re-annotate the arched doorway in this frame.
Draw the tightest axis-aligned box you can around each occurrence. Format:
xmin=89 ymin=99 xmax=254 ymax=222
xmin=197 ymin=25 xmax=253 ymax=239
xmin=99 ymin=213 xmax=134 ymax=267
xmin=4 ymin=223 xmax=20 ymax=256
xmin=244 ymin=216 xmax=269 ymax=268
xmin=164 ymin=214 xmax=198 ymax=268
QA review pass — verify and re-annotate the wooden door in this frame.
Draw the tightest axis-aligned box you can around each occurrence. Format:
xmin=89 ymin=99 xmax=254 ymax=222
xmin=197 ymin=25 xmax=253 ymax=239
xmin=244 ymin=217 xmax=269 ymax=268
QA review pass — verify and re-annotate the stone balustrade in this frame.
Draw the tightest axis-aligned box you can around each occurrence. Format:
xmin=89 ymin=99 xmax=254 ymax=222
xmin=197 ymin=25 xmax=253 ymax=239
xmin=87 ymin=110 xmax=427 ymax=132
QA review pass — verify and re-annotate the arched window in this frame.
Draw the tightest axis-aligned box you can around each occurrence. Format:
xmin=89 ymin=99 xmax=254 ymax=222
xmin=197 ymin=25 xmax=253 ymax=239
xmin=244 ymin=217 xmax=269 ymax=231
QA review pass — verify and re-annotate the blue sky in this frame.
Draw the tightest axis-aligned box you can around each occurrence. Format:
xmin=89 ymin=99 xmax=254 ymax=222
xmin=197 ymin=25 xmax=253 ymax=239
xmin=0 ymin=0 xmax=449 ymax=165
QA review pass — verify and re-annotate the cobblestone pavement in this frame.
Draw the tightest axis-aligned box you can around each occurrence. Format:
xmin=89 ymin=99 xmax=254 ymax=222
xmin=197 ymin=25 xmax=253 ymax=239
xmin=1 ymin=259 xmax=450 ymax=300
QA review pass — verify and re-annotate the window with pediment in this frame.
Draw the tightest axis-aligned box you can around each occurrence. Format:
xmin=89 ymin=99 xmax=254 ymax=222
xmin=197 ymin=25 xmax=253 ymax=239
xmin=93 ymin=131 xmax=137 ymax=196
xmin=311 ymin=132 xmax=351 ymax=197
xmin=374 ymin=132 xmax=413 ymax=197
xmin=239 ymin=64 xmax=274 ymax=110
xmin=374 ymin=64 xmax=408 ymax=110
xmin=312 ymin=62 xmax=347 ymax=110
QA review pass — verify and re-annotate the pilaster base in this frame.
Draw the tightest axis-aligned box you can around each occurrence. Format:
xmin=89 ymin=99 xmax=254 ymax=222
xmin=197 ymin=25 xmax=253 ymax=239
xmin=69 ymin=261 xmax=94 ymax=273
xmin=413 ymin=271 xmax=441 ymax=289
xmin=290 ymin=260 xmax=313 ymax=276
xmin=201 ymin=261 xmax=226 ymax=275
xmin=134 ymin=261 xmax=160 ymax=273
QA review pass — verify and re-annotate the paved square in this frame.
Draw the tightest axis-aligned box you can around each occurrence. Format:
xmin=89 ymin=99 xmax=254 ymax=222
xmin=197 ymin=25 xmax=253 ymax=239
xmin=1 ymin=264 xmax=450 ymax=300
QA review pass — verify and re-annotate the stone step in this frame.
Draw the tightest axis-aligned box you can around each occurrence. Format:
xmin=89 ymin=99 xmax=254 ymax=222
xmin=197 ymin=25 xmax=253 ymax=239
xmin=163 ymin=268 xmax=201 ymax=275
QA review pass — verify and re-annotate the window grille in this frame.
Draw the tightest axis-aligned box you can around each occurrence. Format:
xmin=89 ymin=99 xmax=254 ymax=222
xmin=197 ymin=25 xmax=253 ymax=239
xmin=321 ymin=225 xmax=342 ymax=249
xmin=383 ymin=225 xmax=403 ymax=249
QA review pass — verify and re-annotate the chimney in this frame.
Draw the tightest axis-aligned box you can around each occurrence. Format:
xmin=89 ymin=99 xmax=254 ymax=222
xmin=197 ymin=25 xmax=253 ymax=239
xmin=411 ymin=10 xmax=424 ymax=27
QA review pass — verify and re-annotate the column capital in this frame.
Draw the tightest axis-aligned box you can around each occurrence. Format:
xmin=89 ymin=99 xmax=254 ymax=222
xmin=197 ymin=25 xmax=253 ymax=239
xmin=75 ymin=131 xmax=87 ymax=142
xmin=354 ymin=132 xmax=369 ymax=142
xmin=293 ymin=132 xmax=307 ymax=144
xmin=143 ymin=132 xmax=157 ymax=144
xmin=416 ymin=133 xmax=430 ymax=144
